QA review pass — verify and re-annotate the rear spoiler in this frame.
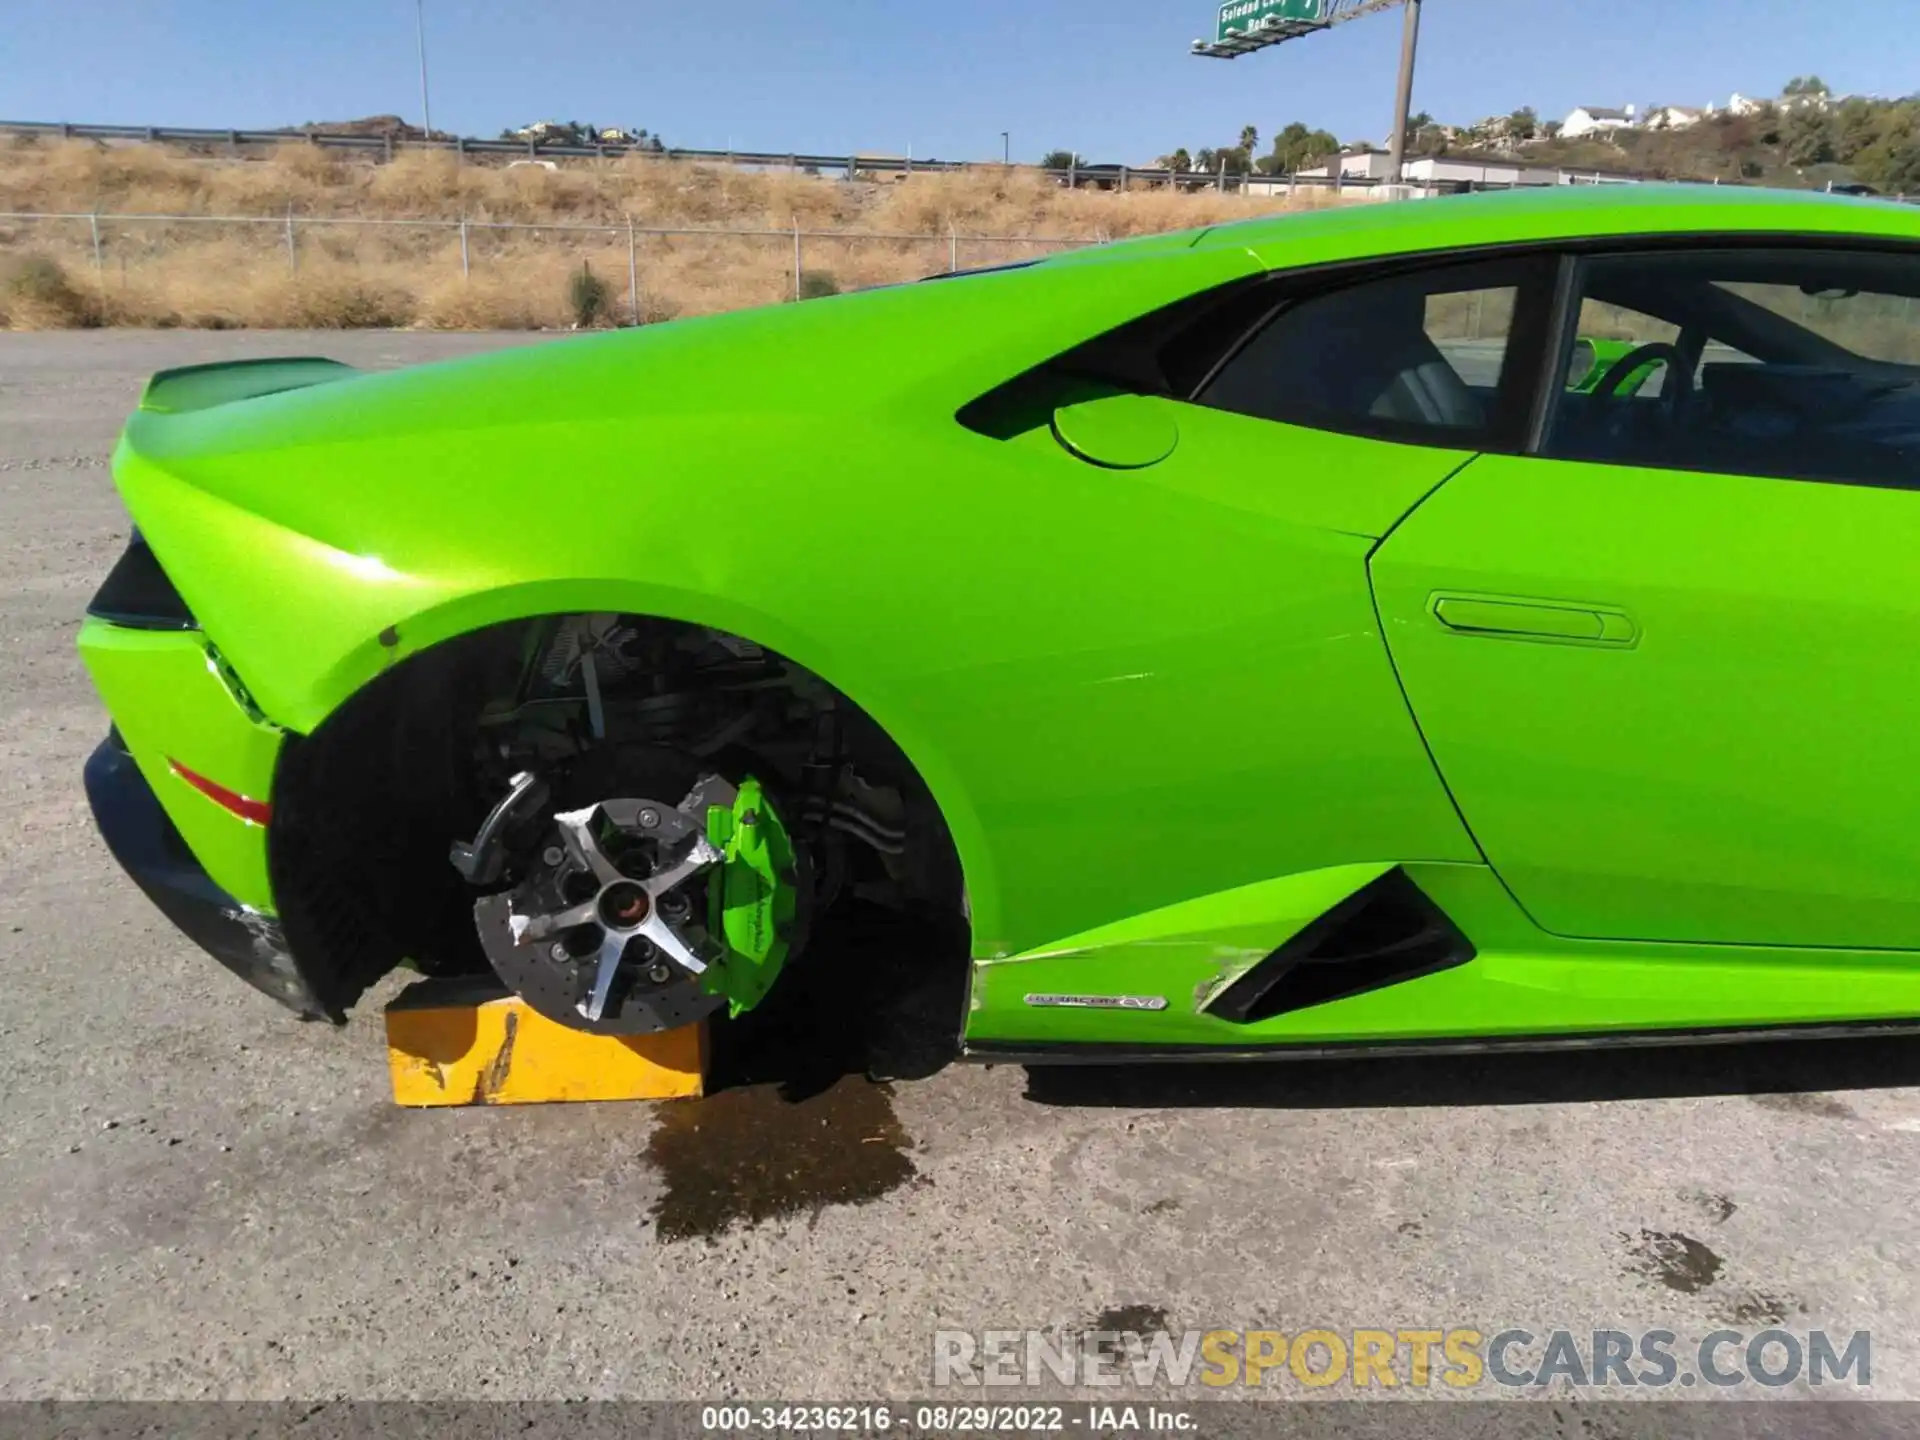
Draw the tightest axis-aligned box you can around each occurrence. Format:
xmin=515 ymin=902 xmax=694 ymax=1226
xmin=137 ymin=357 xmax=358 ymax=416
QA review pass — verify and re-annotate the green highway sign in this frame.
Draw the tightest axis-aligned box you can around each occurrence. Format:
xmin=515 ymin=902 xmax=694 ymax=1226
xmin=1215 ymin=0 xmax=1327 ymax=42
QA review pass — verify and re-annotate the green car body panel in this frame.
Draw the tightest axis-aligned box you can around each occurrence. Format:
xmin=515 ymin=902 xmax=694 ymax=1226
xmin=76 ymin=184 xmax=1920 ymax=1055
xmin=77 ymin=618 xmax=281 ymax=909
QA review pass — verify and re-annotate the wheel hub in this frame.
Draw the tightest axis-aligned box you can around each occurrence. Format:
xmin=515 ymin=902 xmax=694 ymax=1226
xmin=597 ymin=880 xmax=652 ymax=929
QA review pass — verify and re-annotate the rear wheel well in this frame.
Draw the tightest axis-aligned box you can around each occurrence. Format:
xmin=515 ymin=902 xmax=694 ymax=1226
xmin=269 ymin=612 xmax=966 ymax=1019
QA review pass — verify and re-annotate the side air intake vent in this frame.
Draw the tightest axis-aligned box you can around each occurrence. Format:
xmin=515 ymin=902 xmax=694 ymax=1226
xmin=1208 ymin=868 xmax=1473 ymax=1024
xmin=87 ymin=531 xmax=197 ymax=631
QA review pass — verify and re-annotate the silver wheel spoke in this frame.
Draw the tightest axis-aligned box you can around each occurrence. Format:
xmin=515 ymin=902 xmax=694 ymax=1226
xmin=639 ymin=912 xmax=707 ymax=976
xmin=645 ymin=837 xmax=720 ymax=899
xmin=554 ymin=806 xmax=623 ymax=886
xmin=519 ymin=899 xmax=597 ymax=942
xmin=579 ymin=928 xmax=629 ymax=1022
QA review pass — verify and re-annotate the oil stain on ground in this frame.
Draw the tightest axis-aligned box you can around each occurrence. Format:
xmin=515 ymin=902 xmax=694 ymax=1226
xmin=1749 ymin=1091 xmax=1858 ymax=1120
xmin=1681 ymin=1189 xmax=1738 ymax=1224
xmin=644 ymin=902 xmax=961 ymax=1242
xmin=646 ymin=1076 xmax=916 ymax=1242
xmin=1714 ymin=1289 xmax=1807 ymax=1326
xmin=1089 ymin=1306 xmax=1173 ymax=1360
xmin=1622 ymin=1229 xmax=1724 ymax=1294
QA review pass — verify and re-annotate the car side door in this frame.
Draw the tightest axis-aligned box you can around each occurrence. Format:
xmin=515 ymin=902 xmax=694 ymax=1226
xmin=1371 ymin=242 xmax=1920 ymax=950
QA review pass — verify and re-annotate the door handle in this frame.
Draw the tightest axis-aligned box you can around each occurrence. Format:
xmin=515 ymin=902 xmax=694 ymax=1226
xmin=1431 ymin=595 xmax=1637 ymax=646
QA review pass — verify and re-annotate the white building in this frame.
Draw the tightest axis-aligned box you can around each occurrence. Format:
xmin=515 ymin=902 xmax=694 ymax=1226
xmin=1646 ymin=105 xmax=1710 ymax=131
xmin=1275 ymin=152 xmax=1638 ymax=194
xmin=1295 ymin=149 xmax=1398 ymax=182
xmin=1560 ymin=105 xmax=1637 ymax=139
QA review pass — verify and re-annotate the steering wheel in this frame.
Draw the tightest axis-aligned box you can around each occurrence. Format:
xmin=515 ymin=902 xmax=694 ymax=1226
xmin=1586 ymin=341 xmax=1691 ymax=451
xmin=1591 ymin=341 xmax=1691 ymax=411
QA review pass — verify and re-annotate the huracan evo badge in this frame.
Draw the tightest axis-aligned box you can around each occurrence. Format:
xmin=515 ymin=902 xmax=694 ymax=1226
xmin=1024 ymin=993 xmax=1170 ymax=1011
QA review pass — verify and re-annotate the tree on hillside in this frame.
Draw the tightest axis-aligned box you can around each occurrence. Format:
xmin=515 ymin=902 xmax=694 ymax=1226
xmin=1783 ymin=75 xmax=1831 ymax=98
xmin=1834 ymin=97 xmax=1883 ymax=161
xmin=1040 ymin=149 xmax=1087 ymax=170
xmin=1262 ymin=120 xmax=1342 ymax=174
xmin=1509 ymin=106 xmax=1539 ymax=141
xmin=1240 ymin=124 xmax=1260 ymax=156
xmin=1163 ymin=147 xmax=1194 ymax=172
xmin=1784 ymin=106 xmax=1836 ymax=166
xmin=1879 ymin=143 xmax=1920 ymax=195
xmin=1407 ymin=111 xmax=1433 ymax=131
xmin=1716 ymin=114 xmax=1758 ymax=153
xmin=1853 ymin=102 xmax=1920 ymax=193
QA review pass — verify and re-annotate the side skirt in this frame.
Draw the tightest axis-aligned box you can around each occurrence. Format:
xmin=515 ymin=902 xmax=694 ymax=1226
xmin=962 ymin=861 xmax=1920 ymax=1055
xmin=963 ymin=1017 xmax=1920 ymax=1066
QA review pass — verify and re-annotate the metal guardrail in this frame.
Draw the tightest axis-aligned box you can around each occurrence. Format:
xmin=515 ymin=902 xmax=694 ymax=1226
xmin=18 ymin=118 xmax=1900 ymax=203
xmin=0 ymin=118 xmax=1407 ymax=193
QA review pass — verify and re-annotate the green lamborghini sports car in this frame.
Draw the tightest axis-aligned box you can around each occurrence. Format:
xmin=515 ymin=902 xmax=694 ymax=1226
xmin=80 ymin=184 xmax=1920 ymax=1062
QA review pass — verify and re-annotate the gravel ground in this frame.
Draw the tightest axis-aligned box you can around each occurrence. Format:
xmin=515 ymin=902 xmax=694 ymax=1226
xmin=4 ymin=330 xmax=1920 ymax=1422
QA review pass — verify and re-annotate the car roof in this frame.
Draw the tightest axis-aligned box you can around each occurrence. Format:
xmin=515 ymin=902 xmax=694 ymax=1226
xmin=1172 ymin=184 xmax=1920 ymax=271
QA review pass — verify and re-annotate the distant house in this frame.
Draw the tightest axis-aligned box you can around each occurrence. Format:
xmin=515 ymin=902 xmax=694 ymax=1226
xmin=1727 ymin=93 xmax=1769 ymax=117
xmin=513 ymin=120 xmax=567 ymax=140
xmin=1646 ymin=105 xmax=1710 ymax=131
xmin=1560 ymin=105 xmax=1637 ymax=139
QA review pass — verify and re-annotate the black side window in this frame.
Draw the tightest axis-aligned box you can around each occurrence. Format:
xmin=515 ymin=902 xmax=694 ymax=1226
xmin=1193 ymin=256 xmax=1552 ymax=449
xmin=1543 ymin=248 xmax=1920 ymax=490
xmin=955 ymin=274 xmax=1274 ymax=441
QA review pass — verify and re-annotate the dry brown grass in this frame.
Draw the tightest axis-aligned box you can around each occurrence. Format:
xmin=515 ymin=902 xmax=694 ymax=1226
xmin=0 ymin=137 xmax=1343 ymax=329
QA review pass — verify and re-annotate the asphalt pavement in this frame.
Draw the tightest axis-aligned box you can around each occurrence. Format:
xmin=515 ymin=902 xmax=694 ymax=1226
xmin=3 ymin=330 xmax=1920 ymax=1416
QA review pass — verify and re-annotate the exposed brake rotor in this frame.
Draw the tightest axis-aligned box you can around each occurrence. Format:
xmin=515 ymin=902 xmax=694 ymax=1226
xmin=467 ymin=770 xmax=798 ymax=1036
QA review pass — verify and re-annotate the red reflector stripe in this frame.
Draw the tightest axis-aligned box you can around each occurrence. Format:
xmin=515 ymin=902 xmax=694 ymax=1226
xmin=169 ymin=759 xmax=272 ymax=827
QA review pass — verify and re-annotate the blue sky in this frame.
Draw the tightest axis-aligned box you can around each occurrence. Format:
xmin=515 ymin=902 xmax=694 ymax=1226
xmin=7 ymin=1 xmax=1912 ymax=164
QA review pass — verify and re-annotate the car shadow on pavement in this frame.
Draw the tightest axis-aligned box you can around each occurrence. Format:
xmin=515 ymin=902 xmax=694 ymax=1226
xmin=707 ymin=900 xmax=970 ymax=1100
xmin=1017 ymin=1032 xmax=1920 ymax=1110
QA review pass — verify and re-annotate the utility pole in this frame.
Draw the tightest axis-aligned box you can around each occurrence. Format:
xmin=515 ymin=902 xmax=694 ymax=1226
xmin=1001 ymin=131 xmax=1010 ymax=165
xmin=1384 ymin=0 xmax=1422 ymax=183
xmin=415 ymin=0 xmax=434 ymax=139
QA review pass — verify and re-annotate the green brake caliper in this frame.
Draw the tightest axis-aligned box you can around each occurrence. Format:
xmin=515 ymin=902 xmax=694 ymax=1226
xmin=702 ymin=778 xmax=798 ymax=1016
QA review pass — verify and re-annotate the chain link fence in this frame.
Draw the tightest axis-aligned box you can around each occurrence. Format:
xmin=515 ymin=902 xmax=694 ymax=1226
xmin=0 ymin=211 xmax=1102 ymax=329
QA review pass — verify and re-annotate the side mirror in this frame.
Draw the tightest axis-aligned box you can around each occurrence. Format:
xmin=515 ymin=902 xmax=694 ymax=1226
xmin=1050 ymin=394 xmax=1180 ymax=470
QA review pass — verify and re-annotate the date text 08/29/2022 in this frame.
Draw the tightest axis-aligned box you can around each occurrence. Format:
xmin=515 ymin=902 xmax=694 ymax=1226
xmin=700 ymin=1406 xmax=1197 ymax=1432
